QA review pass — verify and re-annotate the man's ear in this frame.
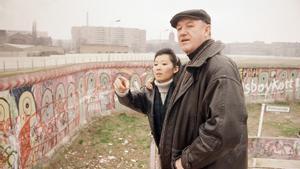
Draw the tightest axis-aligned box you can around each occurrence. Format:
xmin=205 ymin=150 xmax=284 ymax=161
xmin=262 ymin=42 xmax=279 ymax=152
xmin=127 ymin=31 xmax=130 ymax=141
xmin=205 ymin=24 xmax=211 ymax=37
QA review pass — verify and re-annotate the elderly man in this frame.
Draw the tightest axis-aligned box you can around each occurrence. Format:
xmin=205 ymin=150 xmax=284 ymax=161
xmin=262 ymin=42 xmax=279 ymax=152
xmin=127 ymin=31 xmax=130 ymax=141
xmin=158 ymin=9 xmax=248 ymax=169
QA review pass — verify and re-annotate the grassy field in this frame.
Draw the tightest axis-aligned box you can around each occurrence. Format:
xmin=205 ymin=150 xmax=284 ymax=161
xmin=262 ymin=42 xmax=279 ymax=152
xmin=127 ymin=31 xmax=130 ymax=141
xmin=42 ymin=103 xmax=300 ymax=169
xmin=247 ymin=102 xmax=300 ymax=137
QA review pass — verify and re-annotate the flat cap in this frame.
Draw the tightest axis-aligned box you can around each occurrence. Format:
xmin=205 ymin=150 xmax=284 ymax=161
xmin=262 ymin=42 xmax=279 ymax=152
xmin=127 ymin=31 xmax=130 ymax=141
xmin=170 ymin=9 xmax=211 ymax=28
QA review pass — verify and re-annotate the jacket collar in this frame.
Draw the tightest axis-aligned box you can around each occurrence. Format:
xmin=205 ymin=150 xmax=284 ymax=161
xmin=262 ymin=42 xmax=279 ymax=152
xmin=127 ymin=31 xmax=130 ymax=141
xmin=186 ymin=39 xmax=225 ymax=70
xmin=187 ymin=39 xmax=211 ymax=60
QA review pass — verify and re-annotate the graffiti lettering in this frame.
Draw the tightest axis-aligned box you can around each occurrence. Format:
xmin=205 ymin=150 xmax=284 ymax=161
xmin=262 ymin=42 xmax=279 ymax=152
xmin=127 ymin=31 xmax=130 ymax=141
xmin=244 ymin=78 xmax=300 ymax=95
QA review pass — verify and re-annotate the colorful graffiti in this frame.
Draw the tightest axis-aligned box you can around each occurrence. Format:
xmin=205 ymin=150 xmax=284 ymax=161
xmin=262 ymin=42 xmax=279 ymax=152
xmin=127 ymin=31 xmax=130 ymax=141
xmin=99 ymin=72 xmax=114 ymax=113
xmin=241 ymin=68 xmax=300 ymax=102
xmin=249 ymin=137 xmax=300 ymax=160
xmin=0 ymin=63 xmax=151 ymax=168
xmin=0 ymin=144 xmax=17 ymax=168
xmin=0 ymin=98 xmax=11 ymax=132
xmin=130 ymin=74 xmax=142 ymax=91
xmin=0 ymin=96 xmax=18 ymax=169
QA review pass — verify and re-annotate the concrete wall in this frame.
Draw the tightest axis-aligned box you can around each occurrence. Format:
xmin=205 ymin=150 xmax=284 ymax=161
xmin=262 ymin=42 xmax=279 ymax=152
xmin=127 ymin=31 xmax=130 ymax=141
xmin=0 ymin=62 xmax=152 ymax=169
xmin=241 ymin=67 xmax=300 ymax=103
xmin=0 ymin=61 xmax=299 ymax=168
xmin=248 ymin=137 xmax=300 ymax=160
xmin=248 ymin=137 xmax=300 ymax=168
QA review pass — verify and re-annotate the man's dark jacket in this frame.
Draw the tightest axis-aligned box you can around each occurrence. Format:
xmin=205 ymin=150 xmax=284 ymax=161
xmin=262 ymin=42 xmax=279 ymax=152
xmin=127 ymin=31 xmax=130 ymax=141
xmin=158 ymin=40 xmax=248 ymax=169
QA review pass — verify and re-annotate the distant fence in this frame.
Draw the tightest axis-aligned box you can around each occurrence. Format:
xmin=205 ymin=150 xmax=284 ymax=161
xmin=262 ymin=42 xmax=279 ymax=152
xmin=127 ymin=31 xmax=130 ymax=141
xmin=0 ymin=53 xmax=178 ymax=72
xmin=1 ymin=53 xmax=300 ymax=72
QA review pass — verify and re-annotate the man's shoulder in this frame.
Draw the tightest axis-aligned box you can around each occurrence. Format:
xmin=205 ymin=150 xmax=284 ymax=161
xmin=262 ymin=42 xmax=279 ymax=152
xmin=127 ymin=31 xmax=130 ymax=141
xmin=207 ymin=54 xmax=236 ymax=68
xmin=206 ymin=54 xmax=239 ymax=77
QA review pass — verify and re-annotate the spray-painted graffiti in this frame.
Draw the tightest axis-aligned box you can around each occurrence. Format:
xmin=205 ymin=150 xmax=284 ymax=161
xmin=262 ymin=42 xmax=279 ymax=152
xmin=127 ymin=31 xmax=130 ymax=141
xmin=0 ymin=98 xmax=11 ymax=132
xmin=0 ymin=65 xmax=123 ymax=168
xmin=86 ymin=72 xmax=100 ymax=117
xmin=99 ymin=72 xmax=114 ymax=113
xmin=12 ymin=88 xmax=37 ymax=169
xmin=40 ymin=88 xmax=57 ymax=157
xmin=249 ymin=137 xmax=300 ymax=160
xmin=130 ymin=74 xmax=142 ymax=91
xmin=67 ymin=83 xmax=78 ymax=129
xmin=0 ymin=144 xmax=17 ymax=168
xmin=78 ymin=76 xmax=87 ymax=124
xmin=241 ymin=68 xmax=300 ymax=102
xmin=99 ymin=72 xmax=111 ymax=90
xmin=0 ymin=96 xmax=17 ymax=169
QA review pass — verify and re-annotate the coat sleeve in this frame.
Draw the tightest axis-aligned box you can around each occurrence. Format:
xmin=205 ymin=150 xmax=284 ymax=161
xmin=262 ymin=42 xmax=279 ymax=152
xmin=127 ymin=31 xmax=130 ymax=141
xmin=117 ymin=87 xmax=150 ymax=114
xmin=181 ymin=76 xmax=247 ymax=169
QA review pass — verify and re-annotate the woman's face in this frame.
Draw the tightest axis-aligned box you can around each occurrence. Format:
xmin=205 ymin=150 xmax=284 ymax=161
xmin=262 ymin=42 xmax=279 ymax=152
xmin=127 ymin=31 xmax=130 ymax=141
xmin=153 ymin=54 xmax=179 ymax=83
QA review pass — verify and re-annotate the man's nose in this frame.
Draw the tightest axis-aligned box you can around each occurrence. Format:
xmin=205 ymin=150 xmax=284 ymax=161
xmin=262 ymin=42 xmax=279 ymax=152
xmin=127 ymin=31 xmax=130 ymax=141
xmin=179 ymin=27 xmax=188 ymax=33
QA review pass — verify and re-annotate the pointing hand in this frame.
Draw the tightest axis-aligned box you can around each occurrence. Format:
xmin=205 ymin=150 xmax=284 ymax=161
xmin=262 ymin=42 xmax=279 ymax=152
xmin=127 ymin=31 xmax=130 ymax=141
xmin=113 ymin=76 xmax=129 ymax=93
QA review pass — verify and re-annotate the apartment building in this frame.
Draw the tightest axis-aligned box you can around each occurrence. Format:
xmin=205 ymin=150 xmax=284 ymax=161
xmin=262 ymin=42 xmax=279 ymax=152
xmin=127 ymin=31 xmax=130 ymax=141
xmin=71 ymin=26 xmax=146 ymax=53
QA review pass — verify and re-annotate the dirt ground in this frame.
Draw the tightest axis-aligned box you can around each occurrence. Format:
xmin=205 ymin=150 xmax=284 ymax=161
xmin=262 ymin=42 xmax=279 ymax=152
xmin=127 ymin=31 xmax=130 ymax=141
xmin=41 ymin=103 xmax=300 ymax=169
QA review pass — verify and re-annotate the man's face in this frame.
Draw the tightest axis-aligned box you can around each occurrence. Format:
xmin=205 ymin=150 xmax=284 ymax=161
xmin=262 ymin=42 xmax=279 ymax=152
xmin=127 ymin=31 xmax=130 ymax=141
xmin=176 ymin=18 xmax=210 ymax=54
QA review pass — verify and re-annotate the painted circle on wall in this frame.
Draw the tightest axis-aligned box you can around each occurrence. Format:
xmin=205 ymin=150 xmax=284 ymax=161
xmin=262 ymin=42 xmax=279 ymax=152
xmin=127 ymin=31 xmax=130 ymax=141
xmin=258 ymin=72 xmax=269 ymax=84
xmin=100 ymin=73 xmax=110 ymax=89
xmin=87 ymin=73 xmax=96 ymax=93
xmin=290 ymin=70 xmax=298 ymax=79
xmin=130 ymin=74 xmax=141 ymax=91
xmin=78 ymin=76 xmax=85 ymax=95
xmin=41 ymin=89 xmax=54 ymax=123
xmin=56 ymin=83 xmax=66 ymax=101
xmin=279 ymin=71 xmax=287 ymax=80
xmin=19 ymin=91 xmax=36 ymax=116
xmin=0 ymin=98 xmax=9 ymax=122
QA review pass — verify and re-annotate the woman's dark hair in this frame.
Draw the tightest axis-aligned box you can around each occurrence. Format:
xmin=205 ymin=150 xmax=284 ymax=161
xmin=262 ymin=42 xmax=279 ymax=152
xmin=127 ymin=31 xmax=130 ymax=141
xmin=154 ymin=48 xmax=181 ymax=67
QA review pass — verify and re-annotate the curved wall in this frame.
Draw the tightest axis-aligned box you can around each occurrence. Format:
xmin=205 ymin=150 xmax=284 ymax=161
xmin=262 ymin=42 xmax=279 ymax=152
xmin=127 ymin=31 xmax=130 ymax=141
xmin=0 ymin=61 xmax=299 ymax=168
xmin=0 ymin=62 xmax=152 ymax=169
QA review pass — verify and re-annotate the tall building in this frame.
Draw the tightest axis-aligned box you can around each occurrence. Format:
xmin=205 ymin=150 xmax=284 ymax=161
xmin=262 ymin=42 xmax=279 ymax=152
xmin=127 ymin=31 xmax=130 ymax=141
xmin=71 ymin=26 xmax=146 ymax=53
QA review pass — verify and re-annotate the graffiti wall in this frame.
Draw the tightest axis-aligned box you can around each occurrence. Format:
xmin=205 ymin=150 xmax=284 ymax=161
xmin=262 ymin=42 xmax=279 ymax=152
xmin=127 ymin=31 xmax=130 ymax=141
xmin=1 ymin=61 xmax=300 ymax=168
xmin=248 ymin=137 xmax=300 ymax=160
xmin=241 ymin=68 xmax=300 ymax=103
xmin=0 ymin=62 xmax=153 ymax=169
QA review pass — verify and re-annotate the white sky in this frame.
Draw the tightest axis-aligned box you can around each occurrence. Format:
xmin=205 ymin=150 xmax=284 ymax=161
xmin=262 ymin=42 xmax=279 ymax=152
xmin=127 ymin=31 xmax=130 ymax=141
xmin=0 ymin=0 xmax=300 ymax=43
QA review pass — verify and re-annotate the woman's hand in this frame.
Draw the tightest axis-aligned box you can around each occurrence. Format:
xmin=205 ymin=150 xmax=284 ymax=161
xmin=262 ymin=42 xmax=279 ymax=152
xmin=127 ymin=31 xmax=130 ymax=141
xmin=113 ymin=76 xmax=129 ymax=93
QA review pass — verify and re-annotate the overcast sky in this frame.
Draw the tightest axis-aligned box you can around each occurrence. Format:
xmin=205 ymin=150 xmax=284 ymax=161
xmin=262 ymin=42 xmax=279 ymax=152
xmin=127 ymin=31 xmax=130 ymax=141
xmin=0 ymin=0 xmax=299 ymax=43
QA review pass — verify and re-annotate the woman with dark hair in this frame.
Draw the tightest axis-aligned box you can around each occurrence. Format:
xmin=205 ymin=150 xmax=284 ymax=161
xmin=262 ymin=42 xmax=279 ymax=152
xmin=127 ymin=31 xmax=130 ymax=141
xmin=114 ymin=48 xmax=181 ymax=147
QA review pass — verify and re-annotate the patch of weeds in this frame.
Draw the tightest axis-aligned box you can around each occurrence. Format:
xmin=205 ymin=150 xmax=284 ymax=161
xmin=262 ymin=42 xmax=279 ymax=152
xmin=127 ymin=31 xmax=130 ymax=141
xmin=137 ymin=137 xmax=150 ymax=149
xmin=97 ymin=129 xmax=113 ymax=143
xmin=78 ymin=139 xmax=84 ymax=145
xmin=118 ymin=113 xmax=138 ymax=124
xmin=267 ymin=120 xmax=300 ymax=137
xmin=246 ymin=104 xmax=261 ymax=113
xmin=272 ymin=101 xmax=290 ymax=106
